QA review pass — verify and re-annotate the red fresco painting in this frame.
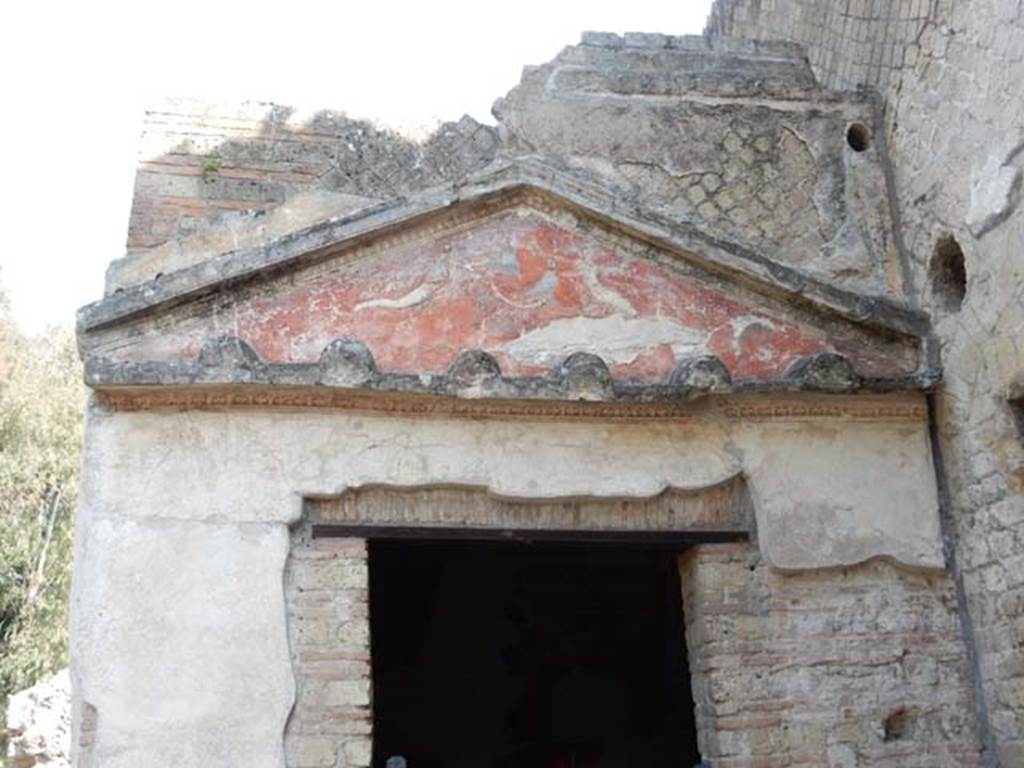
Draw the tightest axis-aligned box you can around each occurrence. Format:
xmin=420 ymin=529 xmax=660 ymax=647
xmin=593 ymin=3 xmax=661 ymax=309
xmin=184 ymin=209 xmax=910 ymax=383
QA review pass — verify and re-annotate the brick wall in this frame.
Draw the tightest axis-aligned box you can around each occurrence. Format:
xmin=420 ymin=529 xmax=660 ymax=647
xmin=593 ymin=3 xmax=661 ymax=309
xmin=127 ymin=100 xmax=498 ymax=254
xmin=281 ymin=533 xmax=984 ymax=767
xmin=283 ymin=528 xmax=372 ymax=768
xmin=680 ymin=543 xmax=982 ymax=767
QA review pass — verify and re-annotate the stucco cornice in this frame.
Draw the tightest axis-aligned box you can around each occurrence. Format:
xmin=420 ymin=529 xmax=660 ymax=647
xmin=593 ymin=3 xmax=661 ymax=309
xmin=84 ymin=333 xmax=937 ymax=416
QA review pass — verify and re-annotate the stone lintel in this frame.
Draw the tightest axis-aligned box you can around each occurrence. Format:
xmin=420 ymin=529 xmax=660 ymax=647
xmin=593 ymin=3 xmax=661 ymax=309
xmin=305 ymin=479 xmax=754 ymax=538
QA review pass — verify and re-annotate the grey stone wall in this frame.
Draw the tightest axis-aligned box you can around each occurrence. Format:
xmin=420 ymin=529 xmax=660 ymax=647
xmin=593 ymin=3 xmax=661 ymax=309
xmin=4 ymin=670 xmax=71 ymax=768
xmin=711 ymin=3 xmax=1024 ymax=764
xmin=706 ymin=0 xmax=939 ymax=94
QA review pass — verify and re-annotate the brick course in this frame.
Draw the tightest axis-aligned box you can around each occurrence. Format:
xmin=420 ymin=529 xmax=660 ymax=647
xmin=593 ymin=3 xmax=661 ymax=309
xmin=680 ymin=543 xmax=983 ymax=767
xmin=126 ymin=102 xmax=498 ymax=255
xmin=284 ymin=530 xmax=372 ymax=768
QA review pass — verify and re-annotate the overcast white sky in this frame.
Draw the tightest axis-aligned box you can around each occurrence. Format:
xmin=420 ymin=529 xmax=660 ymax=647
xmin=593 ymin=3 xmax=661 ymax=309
xmin=1 ymin=1 xmax=711 ymax=334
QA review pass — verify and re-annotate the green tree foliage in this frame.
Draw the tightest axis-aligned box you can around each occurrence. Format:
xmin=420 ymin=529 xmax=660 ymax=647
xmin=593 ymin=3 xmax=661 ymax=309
xmin=0 ymin=282 xmax=82 ymax=710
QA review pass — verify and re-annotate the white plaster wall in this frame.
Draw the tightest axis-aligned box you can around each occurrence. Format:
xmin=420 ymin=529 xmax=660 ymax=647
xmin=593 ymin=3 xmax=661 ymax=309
xmin=738 ymin=420 xmax=944 ymax=570
xmin=70 ymin=513 xmax=293 ymax=767
xmin=70 ymin=396 xmax=944 ymax=767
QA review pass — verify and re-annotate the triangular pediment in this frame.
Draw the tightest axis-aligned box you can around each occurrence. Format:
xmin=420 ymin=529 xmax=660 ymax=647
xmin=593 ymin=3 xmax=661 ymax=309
xmin=79 ymin=166 xmax=928 ymax=395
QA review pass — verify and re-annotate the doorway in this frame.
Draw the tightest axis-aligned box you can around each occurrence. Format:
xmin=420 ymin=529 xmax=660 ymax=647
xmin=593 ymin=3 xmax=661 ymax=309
xmin=369 ymin=540 xmax=701 ymax=767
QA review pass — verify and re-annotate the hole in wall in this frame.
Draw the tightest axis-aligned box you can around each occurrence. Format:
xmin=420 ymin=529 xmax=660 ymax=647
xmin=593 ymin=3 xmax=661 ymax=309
xmin=846 ymin=123 xmax=871 ymax=152
xmin=1010 ymin=395 xmax=1024 ymax=444
xmin=929 ymin=235 xmax=967 ymax=313
xmin=882 ymin=707 xmax=913 ymax=741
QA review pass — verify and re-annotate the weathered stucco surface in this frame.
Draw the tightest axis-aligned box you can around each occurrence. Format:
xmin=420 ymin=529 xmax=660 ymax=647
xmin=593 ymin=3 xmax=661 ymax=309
xmin=736 ymin=419 xmax=942 ymax=570
xmin=76 ymin=400 xmax=942 ymax=569
xmin=495 ymin=36 xmax=905 ymax=298
xmin=71 ymin=511 xmax=293 ymax=767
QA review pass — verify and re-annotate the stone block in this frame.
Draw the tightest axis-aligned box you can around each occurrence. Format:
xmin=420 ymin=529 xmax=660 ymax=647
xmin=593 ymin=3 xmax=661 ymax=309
xmin=286 ymin=736 xmax=337 ymax=767
xmin=324 ymin=680 xmax=371 ymax=708
xmin=342 ymin=738 xmax=373 ymax=767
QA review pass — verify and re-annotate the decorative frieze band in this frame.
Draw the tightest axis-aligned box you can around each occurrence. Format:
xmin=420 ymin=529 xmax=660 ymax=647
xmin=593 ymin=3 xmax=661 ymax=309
xmin=93 ymin=387 xmax=695 ymax=421
xmin=715 ymin=399 xmax=927 ymax=422
xmin=86 ymin=333 xmax=934 ymax=423
xmin=94 ymin=384 xmax=927 ymax=423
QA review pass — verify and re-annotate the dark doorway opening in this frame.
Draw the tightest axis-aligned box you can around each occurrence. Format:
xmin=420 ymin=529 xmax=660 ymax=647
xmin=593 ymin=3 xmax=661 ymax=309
xmin=369 ymin=540 xmax=701 ymax=768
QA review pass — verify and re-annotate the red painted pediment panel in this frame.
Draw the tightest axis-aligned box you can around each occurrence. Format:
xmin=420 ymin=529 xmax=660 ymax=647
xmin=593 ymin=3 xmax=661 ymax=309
xmin=84 ymin=191 xmax=921 ymax=386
